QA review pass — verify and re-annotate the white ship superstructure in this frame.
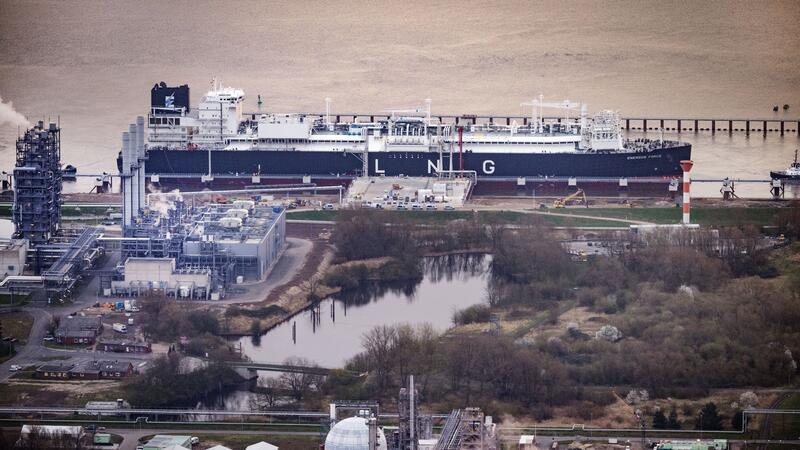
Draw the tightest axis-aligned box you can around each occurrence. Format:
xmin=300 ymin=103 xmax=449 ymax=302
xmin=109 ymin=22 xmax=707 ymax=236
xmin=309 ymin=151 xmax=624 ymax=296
xmin=147 ymin=81 xmax=635 ymax=155
xmin=137 ymin=81 xmax=691 ymax=180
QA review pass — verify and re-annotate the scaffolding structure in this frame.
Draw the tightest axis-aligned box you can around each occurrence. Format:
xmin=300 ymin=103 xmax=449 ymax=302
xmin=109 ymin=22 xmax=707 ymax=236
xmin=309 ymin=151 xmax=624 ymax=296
xmin=4 ymin=122 xmax=103 ymax=299
xmin=13 ymin=121 xmax=62 ymax=248
xmin=434 ymin=408 xmax=495 ymax=450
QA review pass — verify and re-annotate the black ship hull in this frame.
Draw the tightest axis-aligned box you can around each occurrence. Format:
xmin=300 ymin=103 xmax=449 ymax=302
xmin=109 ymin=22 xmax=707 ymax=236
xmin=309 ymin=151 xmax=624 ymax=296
xmin=140 ymin=145 xmax=691 ymax=179
xmin=770 ymin=171 xmax=800 ymax=181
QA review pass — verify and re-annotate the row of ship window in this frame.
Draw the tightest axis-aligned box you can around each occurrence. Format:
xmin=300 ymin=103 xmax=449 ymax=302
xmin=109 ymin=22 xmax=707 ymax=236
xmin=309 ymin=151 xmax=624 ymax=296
xmin=252 ymin=139 xmax=573 ymax=145
xmin=150 ymin=117 xmax=182 ymax=126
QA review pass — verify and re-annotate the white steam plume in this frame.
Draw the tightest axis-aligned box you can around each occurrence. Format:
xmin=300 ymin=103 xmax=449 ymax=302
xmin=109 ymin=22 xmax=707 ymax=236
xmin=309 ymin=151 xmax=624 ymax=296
xmin=0 ymin=96 xmax=31 ymax=128
xmin=146 ymin=186 xmax=183 ymax=217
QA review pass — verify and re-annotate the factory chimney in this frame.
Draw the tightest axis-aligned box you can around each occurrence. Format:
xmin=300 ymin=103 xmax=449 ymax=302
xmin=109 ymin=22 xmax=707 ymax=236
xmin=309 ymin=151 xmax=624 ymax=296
xmin=680 ymin=160 xmax=694 ymax=225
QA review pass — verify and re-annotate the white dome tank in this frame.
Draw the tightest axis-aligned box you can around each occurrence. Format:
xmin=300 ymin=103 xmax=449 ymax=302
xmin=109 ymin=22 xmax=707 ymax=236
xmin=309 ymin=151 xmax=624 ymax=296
xmin=324 ymin=416 xmax=388 ymax=450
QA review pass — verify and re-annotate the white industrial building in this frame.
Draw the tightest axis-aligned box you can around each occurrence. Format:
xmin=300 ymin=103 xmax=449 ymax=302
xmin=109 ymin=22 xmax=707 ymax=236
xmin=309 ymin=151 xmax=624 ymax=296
xmin=0 ymin=239 xmax=27 ymax=279
xmin=110 ymin=257 xmax=211 ymax=299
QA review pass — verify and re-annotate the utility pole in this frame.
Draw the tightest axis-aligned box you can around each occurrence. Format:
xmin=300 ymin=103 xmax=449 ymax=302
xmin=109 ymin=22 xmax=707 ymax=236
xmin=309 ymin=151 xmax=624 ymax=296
xmin=635 ymin=409 xmax=646 ymax=450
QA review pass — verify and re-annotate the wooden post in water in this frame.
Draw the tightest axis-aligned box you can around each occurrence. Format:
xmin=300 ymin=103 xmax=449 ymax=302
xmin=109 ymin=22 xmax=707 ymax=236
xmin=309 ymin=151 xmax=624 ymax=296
xmin=763 ymin=121 xmax=767 ymax=137
xmin=711 ymin=120 xmax=716 ymax=135
xmin=626 ymin=119 xmax=630 ymax=131
xmin=729 ymin=120 xmax=733 ymax=136
xmin=660 ymin=119 xmax=664 ymax=130
xmin=746 ymin=120 xmax=750 ymax=136
xmin=643 ymin=119 xmax=647 ymax=130
xmin=780 ymin=121 xmax=784 ymax=136
xmin=677 ymin=119 xmax=682 ymax=132
xmin=694 ymin=119 xmax=698 ymax=132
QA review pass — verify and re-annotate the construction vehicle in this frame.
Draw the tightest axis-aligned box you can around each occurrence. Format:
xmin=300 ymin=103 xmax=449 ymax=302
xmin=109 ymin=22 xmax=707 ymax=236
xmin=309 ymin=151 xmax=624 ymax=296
xmin=554 ymin=189 xmax=588 ymax=208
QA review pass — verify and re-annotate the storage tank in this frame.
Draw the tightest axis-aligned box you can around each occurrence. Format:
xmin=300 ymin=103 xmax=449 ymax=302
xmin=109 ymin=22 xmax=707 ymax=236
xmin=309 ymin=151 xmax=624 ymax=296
xmin=226 ymin=208 xmax=249 ymax=219
xmin=232 ymin=200 xmax=255 ymax=210
xmin=219 ymin=217 xmax=243 ymax=229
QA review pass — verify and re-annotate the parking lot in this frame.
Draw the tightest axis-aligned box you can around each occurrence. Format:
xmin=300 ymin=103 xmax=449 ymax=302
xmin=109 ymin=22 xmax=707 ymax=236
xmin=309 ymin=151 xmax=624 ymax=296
xmin=346 ymin=176 xmax=471 ymax=210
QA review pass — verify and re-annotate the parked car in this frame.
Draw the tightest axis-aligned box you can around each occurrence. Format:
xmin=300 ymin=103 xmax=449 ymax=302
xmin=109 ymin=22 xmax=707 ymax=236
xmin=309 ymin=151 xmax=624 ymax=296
xmin=443 ymin=205 xmax=455 ymax=211
xmin=426 ymin=204 xmax=437 ymax=210
xmin=9 ymin=365 xmax=22 ymax=372
xmin=191 ymin=436 xmax=200 ymax=445
xmin=411 ymin=203 xmax=422 ymax=210
xmin=396 ymin=204 xmax=407 ymax=210
xmin=43 ymin=336 xmax=54 ymax=341
xmin=322 ymin=203 xmax=335 ymax=210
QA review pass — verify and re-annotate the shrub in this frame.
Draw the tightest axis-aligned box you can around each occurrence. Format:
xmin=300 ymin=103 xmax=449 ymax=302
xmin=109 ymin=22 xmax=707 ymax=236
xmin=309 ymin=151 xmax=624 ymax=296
xmin=452 ymin=304 xmax=492 ymax=326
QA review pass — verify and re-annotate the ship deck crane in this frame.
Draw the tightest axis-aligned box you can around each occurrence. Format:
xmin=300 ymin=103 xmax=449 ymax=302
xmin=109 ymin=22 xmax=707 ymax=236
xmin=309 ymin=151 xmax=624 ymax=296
xmin=383 ymin=99 xmax=433 ymax=123
xmin=553 ymin=188 xmax=588 ymax=208
xmin=521 ymin=95 xmax=583 ymax=132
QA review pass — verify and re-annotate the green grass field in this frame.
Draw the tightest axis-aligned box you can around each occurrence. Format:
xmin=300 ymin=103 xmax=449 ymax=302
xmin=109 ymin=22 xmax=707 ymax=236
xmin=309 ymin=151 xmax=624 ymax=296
xmin=0 ymin=204 xmax=120 ymax=218
xmin=287 ymin=209 xmax=630 ymax=228
xmin=769 ymin=393 xmax=800 ymax=440
xmin=0 ymin=311 xmax=33 ymax=343
xmin=287 ymin=206 xmax=785 ymax=228
xmin=554 ymin=206 xmax=784 ymax=227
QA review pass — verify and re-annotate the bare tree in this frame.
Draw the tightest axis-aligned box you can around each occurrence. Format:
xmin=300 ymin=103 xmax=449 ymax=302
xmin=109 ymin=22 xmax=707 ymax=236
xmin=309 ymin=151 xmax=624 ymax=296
xmin=361 ymin=325 xmax=397 ymax=391
xmin=17 ymin=426 xmax=85 ymax=449
xmin=280 ymin=357 xmax=321 ymax=401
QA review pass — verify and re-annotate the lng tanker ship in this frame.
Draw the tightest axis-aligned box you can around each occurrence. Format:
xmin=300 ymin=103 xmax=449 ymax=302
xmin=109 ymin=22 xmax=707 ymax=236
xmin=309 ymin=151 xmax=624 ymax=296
xmin=129 ymin=81 xmax=691 ymax=184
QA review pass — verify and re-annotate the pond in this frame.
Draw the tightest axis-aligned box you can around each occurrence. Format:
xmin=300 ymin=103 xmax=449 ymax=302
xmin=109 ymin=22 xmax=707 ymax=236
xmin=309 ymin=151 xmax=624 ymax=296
xmin=237 ymin=254 xmax=491 ymax=368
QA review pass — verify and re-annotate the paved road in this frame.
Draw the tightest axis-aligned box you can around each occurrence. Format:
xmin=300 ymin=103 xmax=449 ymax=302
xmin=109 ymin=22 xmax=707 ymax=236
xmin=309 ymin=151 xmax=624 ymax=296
xmin=106 ymin=427 xmax=800 ymax=450
xmin=110 ymin=427 xmax=319 ymax=450
xmin=0 ymin=304 xmax=154 ymax=383
xmin=0 ymin=254 xmax=148 ymax=382
xmin=198 ymin=237 xmax=313 ymax=304
xmin=0 ymin=238 xmax=314 ymax=379
xmin=0 ymin=307 xmax=53 ymax=382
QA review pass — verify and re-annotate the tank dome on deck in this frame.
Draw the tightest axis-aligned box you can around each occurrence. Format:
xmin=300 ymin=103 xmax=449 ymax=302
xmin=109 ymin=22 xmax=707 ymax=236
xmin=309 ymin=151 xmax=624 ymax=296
xmin=324 ymin=416 xmax=388 ymax=450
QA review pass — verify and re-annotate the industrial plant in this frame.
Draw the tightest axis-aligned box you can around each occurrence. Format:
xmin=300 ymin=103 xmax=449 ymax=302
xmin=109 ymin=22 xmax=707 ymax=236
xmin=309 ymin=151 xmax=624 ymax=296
xmin=325 ymin=377 xmax=498 ymax=450
xmin=0 ymin=118 xmax=286 ymax=302
xmin=107 ymin=116 xmax=287 ymax=300
xmin=0 ymin=121 xmax=103 ymax=301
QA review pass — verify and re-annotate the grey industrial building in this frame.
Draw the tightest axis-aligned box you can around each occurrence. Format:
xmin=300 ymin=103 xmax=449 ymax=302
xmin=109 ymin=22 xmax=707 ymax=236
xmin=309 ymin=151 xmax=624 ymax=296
xmin=104 ymin=191 xmax=286 ymax=299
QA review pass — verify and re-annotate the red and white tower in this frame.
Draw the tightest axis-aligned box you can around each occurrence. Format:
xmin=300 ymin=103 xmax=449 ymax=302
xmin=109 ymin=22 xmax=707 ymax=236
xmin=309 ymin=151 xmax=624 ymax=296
xmin=680 ymin=160 xmax=694 ymax=225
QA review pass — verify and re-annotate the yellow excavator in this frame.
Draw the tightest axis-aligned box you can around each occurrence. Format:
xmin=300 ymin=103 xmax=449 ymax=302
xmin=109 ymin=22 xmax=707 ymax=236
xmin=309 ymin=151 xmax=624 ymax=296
xmin=553 ymin=188 xmax=588 ymax=208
